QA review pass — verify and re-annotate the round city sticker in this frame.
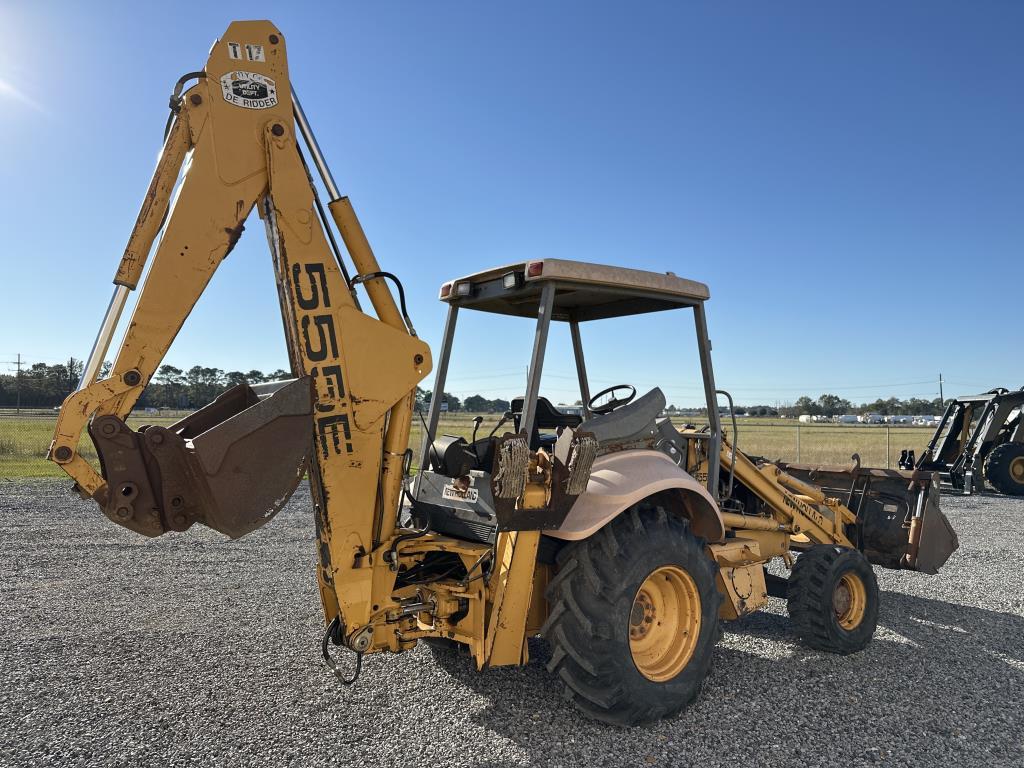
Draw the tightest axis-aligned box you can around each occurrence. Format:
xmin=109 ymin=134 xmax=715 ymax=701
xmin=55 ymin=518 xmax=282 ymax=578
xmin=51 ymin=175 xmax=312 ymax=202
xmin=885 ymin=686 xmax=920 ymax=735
xmin=220 ymin=71 xmax=278 ymax=110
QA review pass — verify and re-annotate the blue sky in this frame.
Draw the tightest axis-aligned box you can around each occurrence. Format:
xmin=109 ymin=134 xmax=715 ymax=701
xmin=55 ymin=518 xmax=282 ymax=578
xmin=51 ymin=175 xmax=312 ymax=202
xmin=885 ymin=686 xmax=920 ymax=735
xmin=0 ymin=1 xmax=1020 ymax=407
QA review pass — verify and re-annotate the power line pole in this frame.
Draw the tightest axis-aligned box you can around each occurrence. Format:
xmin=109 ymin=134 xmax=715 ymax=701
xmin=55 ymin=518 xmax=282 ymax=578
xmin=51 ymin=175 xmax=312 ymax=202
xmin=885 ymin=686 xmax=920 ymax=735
xmin=2 ymin=353 xmax=24 ymax=413
xmin=939 ymin=373 xmax=944 ymax=406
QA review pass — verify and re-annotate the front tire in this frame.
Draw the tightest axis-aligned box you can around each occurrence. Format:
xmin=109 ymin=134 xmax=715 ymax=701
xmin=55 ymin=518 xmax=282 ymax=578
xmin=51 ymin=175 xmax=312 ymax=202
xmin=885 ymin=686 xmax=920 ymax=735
xmin=787 ymin=545 xmax=879 ymax=654
xmin=542 ymin=506 xmax=722 ymax=726
xmin=984 ymin=443 xmax=1024 ymax=496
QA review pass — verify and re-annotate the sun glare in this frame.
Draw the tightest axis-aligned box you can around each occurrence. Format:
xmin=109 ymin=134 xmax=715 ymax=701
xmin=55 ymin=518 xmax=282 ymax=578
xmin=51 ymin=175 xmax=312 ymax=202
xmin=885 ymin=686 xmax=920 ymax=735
xmin=0 ymin=75 xmax=44 ymax=113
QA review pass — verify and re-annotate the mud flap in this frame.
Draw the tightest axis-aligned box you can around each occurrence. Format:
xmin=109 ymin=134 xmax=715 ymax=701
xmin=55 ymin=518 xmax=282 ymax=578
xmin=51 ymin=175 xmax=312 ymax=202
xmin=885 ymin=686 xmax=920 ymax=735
xmin=89 ymin=377 xmax=313 ymax=538
xmin=779 ymin=462 xmax=958 ymax=574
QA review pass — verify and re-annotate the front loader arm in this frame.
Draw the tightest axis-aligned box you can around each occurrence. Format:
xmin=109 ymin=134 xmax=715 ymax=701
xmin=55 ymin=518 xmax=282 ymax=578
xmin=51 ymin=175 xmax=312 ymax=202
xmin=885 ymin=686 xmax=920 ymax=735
xmin=49 ymin=21 xmax=432 ymax=635
xmin=717 ymin=438 xmax=957 ymax=573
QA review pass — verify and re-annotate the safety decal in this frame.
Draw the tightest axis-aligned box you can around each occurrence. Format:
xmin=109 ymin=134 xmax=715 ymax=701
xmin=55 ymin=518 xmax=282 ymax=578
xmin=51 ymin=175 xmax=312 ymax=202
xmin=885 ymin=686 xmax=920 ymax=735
xmin=226 ymin=42 xmax=242 ymax=60
xmin=220 ymin=71 xmax=278 ymax=110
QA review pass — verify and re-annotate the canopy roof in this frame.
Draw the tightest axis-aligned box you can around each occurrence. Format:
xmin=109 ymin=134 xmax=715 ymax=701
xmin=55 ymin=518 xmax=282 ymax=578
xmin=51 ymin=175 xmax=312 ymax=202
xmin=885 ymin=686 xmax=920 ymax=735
xmin=439 ymin=258 xmax=710 ymax=321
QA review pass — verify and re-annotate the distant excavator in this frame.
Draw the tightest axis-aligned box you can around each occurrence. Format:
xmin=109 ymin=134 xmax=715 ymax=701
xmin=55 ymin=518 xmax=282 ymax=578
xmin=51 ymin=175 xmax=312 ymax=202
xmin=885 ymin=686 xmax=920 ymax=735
xmin=48 ymin=20 xmax=958 ymax=726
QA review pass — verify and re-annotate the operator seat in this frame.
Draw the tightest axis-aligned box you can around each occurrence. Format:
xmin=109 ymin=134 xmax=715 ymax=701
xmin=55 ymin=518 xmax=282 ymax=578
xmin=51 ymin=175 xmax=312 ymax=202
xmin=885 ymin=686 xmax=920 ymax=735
xmin=578 ymin=387 xmax=666 ymax=445
xmin=510 ymin=396 xmax=583 ymax=449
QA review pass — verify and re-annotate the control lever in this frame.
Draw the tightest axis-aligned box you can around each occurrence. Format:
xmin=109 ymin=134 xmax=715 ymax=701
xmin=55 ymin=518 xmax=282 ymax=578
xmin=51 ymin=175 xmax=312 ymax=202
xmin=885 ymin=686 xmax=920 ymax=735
xmin=470 ymin=415 xmax=484 ymax=463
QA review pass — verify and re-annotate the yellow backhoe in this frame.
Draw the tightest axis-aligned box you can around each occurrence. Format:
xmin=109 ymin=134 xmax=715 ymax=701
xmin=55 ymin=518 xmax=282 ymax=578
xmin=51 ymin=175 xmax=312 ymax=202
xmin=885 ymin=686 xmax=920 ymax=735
xmin=49 ymin=20 xmax=958 ymax=726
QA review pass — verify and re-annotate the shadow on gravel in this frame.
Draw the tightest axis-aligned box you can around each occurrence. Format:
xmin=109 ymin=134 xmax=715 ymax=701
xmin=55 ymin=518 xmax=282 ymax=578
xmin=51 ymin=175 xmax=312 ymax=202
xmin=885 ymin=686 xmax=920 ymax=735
xmin=733 ymin=590 xmax=1024 ymax=664
xmin=435 ymin=591 xmax=1024 ymax=767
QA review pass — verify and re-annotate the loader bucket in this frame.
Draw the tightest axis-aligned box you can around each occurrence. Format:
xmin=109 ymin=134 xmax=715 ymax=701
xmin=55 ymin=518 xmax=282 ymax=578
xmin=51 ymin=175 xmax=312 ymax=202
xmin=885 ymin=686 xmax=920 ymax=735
xmin=89 ymin=377 xmax=313 ymax=539
xmin=778 ymin=461 xmax=958 ymax=574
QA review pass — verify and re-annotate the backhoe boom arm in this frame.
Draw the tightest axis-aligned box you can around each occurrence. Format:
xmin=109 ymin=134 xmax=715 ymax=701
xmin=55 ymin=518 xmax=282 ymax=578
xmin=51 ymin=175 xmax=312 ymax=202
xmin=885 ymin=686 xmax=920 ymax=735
xmin=48 ymin=21 xmax=432 ymax=636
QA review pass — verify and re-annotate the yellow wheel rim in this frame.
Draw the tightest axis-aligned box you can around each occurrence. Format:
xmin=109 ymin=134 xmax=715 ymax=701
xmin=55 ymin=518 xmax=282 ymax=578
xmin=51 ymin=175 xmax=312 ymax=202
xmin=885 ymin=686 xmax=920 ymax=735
xmin=1009 ymin=456 xmax=1024 ymax=484
xmin=629 ymin=565 xmax=701 ymax=682
xmin=833 ymin=572 xmax=867 ymax=630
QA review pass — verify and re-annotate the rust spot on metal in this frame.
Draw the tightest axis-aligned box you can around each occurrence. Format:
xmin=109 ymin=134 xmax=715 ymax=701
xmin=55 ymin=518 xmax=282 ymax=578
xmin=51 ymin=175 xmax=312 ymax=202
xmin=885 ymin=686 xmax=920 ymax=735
xmin=224 ymin=220 xmax=245 ymax=258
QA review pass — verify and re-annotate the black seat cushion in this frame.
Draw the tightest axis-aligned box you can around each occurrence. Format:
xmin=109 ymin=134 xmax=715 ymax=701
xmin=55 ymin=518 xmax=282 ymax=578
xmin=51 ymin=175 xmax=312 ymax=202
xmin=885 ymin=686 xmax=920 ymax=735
xmin=507 ymin=396 xmax=583 ymax=450
xmin=510 ymin=396 xmax=583 ymax=429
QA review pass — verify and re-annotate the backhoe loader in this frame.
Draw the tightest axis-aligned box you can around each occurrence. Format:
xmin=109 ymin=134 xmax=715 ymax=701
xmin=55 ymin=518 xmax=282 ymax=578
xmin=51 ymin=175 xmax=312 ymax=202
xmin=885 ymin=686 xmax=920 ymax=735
xmin=49 ymin=20 xmax=959 ymax=726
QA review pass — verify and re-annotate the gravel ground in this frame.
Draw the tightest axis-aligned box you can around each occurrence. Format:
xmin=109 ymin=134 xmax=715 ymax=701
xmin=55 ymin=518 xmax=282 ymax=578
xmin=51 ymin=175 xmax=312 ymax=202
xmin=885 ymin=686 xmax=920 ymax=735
xmin=2 ymin=480 xmax=1022 ymax=768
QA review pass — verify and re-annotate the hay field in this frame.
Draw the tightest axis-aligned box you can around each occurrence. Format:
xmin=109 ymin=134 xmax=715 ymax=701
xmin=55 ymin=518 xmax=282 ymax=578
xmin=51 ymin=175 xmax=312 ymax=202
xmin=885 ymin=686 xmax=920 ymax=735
xmin=1 ymin=412 xmax=933 ymax=479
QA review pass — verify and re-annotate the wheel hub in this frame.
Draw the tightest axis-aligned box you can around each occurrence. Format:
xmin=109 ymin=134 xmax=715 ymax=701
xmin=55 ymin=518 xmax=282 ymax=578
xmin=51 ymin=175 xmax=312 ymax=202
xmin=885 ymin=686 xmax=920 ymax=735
xmin=832 ymin=572 xmax=867 ymax=630
xmin=629 ymin=591 xmax=656 ymax=640
xmin=1010 ymin=456 xmax=1024 ymax=483
xmin=629 ymin=565 xmax=701 ymax=682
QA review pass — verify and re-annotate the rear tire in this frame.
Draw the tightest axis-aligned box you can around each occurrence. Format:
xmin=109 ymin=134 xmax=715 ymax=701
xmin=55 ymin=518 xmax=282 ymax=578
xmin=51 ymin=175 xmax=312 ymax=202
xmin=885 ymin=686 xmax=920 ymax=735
xmin=787 ymin=545 xmax=879 ymax=654
xmin=542 ymin=506 xmax=722 ymax=726
xmin=984 ymin=443 xmax=1024 ymax=496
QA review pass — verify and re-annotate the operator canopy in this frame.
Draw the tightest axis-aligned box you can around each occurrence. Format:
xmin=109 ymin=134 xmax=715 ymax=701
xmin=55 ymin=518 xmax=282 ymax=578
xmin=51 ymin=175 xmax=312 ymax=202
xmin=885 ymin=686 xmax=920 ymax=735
xmin=438 ymin=258 xmax=710 ymax=321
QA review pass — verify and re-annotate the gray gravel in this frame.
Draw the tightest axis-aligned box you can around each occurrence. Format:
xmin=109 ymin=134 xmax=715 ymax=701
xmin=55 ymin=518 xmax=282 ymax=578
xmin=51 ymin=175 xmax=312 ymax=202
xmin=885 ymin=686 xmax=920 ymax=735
xmin=2 ymin=480 xmax=1022 ymax=767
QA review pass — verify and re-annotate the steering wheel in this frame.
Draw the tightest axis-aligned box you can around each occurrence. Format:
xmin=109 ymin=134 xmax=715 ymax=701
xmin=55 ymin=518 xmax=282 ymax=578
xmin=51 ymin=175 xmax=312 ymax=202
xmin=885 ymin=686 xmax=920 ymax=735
xmin=588 ymin=384 xmax=637 ymax=416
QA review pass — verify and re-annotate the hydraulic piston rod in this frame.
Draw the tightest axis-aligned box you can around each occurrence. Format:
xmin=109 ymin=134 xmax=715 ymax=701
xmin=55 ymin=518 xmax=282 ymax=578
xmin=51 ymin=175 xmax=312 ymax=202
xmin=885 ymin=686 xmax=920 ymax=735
xmin=78 ymin=285 xmax=130 ymax=389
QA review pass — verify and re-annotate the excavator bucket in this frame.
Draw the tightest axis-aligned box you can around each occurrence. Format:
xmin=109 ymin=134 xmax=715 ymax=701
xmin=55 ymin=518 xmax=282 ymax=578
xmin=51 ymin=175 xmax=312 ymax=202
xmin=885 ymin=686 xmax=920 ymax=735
xmin=778 ymin=461 xmax=958 ymax=574
xmin=89 ymin=377 xmax=313 ymax=539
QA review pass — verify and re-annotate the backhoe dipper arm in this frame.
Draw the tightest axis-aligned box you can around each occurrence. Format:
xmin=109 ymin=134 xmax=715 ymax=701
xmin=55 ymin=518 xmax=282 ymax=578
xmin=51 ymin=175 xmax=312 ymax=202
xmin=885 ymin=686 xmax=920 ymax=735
xmin=48 ymin=21 xmax=432 ymax=634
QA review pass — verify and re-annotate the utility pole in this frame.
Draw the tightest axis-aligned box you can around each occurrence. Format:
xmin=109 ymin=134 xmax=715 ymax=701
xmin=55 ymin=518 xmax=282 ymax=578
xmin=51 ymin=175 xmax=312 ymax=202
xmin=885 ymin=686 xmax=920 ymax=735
xmin=939 ymin=373 xmax=944 ymax=407
xmin=67 ymin=356 xmax=78 ymax=395
xmin=3 ymin=354 xmax=24 ymax=413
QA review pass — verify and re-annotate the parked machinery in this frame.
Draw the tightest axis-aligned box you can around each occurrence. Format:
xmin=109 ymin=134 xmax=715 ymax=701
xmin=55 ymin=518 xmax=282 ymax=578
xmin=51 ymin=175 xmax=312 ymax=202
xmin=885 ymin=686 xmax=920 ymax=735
xmin=48 ymin=21 xmax=958 ymax=727
xmin=911 ymin=388 xmax=1024 ymax=495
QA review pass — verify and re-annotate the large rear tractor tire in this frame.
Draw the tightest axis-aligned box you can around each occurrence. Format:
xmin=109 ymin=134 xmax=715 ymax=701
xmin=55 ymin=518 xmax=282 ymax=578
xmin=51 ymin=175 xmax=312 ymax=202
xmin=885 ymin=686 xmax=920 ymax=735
xmin=984 ymin=443 xmax=1024 ymax=496
xmin=542 ymin=506 xmax=722 ymax=726
xmin=787 ymin=545 xmax=879 ymax=654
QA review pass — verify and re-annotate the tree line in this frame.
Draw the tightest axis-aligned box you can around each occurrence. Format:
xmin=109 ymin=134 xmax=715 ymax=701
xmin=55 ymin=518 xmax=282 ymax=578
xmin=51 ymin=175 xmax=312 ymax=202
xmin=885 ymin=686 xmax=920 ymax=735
xmin=0 ymin=364 xmax=949 ymax=418
xmin=414 ymin=388 xmax=510 ymax=414
xmin=0 ymin=363 xmax=510 ymax=413
xmin=780 ymin=394 xmax=947 ymax=418
xmin=0 ymin=361 xmax=289 ymax=410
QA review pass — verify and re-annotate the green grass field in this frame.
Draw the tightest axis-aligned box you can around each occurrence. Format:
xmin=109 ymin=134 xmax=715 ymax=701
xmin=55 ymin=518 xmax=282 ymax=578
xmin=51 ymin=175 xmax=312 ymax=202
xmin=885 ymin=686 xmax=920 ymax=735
xmin=1 ymin=412 xmax=934 ymax=480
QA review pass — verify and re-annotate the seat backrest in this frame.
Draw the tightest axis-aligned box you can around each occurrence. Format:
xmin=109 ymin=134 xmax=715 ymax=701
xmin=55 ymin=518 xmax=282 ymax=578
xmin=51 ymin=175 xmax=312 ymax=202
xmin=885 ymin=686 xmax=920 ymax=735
xmin=510 ymin=396 xmax=583 ymax=428
xmin=509 ymin=396 xmax=584 ymax=449
xmin=578 ymin=388 xmax=666 ymax=445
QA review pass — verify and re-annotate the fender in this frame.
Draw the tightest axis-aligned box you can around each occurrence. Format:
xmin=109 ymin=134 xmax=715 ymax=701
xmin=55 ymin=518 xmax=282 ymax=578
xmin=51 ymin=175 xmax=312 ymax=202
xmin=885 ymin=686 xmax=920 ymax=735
xmin=547 ymin=449 xmax=725 ymax=543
